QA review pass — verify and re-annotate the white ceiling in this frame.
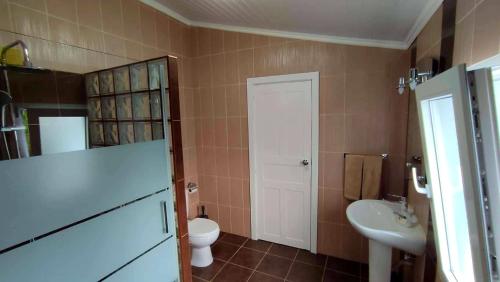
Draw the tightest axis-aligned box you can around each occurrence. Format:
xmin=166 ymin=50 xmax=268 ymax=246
xmin=142 ymin=0 xmax=443 ymax=49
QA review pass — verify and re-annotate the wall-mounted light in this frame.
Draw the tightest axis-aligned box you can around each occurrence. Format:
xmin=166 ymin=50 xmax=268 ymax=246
xmin=396 ymin=68 xmax=433 ymax=95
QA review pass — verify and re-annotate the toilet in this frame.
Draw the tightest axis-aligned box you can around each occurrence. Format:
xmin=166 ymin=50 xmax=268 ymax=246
xmin=185 ymin=186 xmax=220 ymax=267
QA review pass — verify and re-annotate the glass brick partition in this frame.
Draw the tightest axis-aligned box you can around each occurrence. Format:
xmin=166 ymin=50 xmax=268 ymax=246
xmin=85 ymin=57 xmax=170 ymax=148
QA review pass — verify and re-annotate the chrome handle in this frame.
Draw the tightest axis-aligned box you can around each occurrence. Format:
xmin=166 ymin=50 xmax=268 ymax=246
xmin=411 ymin=167 xmax=431 ymax=198
xmin=302 ymin=160 xmax=309 ymax=166
xmin=161 ymin=201 xmax=168 ymax=234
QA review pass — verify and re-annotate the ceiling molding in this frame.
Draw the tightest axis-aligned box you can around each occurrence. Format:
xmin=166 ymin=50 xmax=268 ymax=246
xmin=141 ymin=0 xmax=443 ymax=50
xmin=190 ymin=21 xmax=408 ymax=49
xmin=404 ymin=0 xmax=444 ymax=47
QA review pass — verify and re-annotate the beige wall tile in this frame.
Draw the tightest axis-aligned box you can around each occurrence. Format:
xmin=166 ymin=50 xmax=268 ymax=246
xmin=453 ymin=12 xmax=474 ymax=66
xmin=471 ymin=0 xmax=500 ymax=63
xmin=10 ymin=0 xmax=46 ymax=11
xmin=211 ymin=53 xmax=225 ymax=86
xmin=211 ymin=29 xmax=224 ymax=54
xmin=230 ymin=207 xmax=245 ymax=235
xmin=78 ymin=25 xmax=104 ymax=51
xmin=122 ymin=0 xmax=141 ymax=41
xmin=237 ymin=49 xmax=253 ymax=83
xmin=227 ymin=118 xmax=241 ymax=148
xmin=103 ymin=33 xmax=126 ymax=57
xmin=124 ymin=39 xmax=142 ymax=60
xmin=230 ymin=178 xmax=244 ymax=208
xmin=228 ymin=148 xmax=243 ymax=178
xmin=224 ymin=51 xmax=238 ymax=84
xmin=214 ymin=118 xmax=228 ymax=147
xmin=226 ymin=85 xmax=240 ymax=117
xmin=155 ymin=13 xmax=170 ymax=51
xmin=139 ymin=4 xmax=156 ymax=46
xmin=456 ymin=0 xmax=475 ymax=23
xmin=319 ymin=75 xmax=345 ymax=114
xmin=218 ymin=206 xmax=231 ymax=232
xmin=100 ymin=0 xmax=123 ymax=36
xmin=0 ymin=0 xmax=12 ymax=30
xmin=237 ymin=32 xmax=253 ymax=50
xmin=223 ymin=31 xmax=238 ymax=52
xmin=320 ymin=114 xmax=345 ymax=152
xmin=76 ymin=0 xmax=101 ymax=30
xmin=48 ymin=16 xmax=79 ymax=46
xmin=11 ymin=4 xmax=49 ymax=39
xmin=416 ymin=6 xmax=442 ymax=61
xmin=46 ymin=0 xmax=77 ymax=22
xmin=217 ymin=177 xmax=231 ymax=205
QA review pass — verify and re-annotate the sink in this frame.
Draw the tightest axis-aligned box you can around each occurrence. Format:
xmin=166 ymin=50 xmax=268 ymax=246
xmin=346 ymin=200 xmax=426 ymax=282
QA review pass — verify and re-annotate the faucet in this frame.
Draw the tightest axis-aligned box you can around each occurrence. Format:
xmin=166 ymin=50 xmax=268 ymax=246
xmin=0 ymin=40 xmax=32 ymax=67
xmin=385 ymin=194 xmax=418 ymax=227
xmin=386 ymin=194 xmax=409 ymax=218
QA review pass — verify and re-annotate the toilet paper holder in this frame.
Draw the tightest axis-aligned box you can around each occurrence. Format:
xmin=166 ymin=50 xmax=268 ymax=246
xmin=187 ymin=182 xmax=198 ymax=192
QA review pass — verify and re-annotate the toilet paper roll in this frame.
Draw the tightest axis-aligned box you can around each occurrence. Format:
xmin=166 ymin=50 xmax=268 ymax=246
xmin=185 ymin=188 xmax=200 ymax=219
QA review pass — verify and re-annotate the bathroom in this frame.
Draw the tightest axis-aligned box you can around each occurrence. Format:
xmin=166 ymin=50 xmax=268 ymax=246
xmin=0 ymin=0 xmax=499 ymax=281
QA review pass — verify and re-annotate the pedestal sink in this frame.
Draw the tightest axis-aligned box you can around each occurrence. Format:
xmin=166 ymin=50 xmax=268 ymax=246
xmin=346 ymin=200 xmax=426 ymax=282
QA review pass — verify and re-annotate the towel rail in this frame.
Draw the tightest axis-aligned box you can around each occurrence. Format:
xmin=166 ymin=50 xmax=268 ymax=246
xmin=343 ymin=153 xmax=388 ymax=160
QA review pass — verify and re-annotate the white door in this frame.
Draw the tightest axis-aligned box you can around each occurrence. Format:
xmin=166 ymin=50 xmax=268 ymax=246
xmin=414 ymin=65 xmax=497 ymax=282
xmin=248 ymin=72 xmax=319 ymax=251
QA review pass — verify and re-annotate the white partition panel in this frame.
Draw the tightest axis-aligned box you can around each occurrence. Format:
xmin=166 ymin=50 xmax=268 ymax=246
xmin=0 ymin=191 xmax=171 ymax=281
xmin=0 ymin=140 xmax=169 ymax=250
xmin=104 ymin=237 xmax=179 ymax=282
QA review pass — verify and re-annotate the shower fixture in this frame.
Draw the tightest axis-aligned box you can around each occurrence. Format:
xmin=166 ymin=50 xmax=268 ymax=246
xmin=1 ymin=40 xmax=32 ymax=67
xmin=397 ymin=68 xmax=433 ymax=95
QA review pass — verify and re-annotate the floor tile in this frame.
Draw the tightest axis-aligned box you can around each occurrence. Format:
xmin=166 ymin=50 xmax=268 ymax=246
xmin=230 ymin=247 xmax=265 ymax=269
xmin=287 ymin=261 xmax=323 ymax=282
xmin=191 ymin=259 xmax=225 ymax=281
xmin=257 ymin=254 xmax=293 ymax=278
xmin=268 ymin=243 xmax=298 ymax=259
xmin=323 ymin=269 xmax=359 ymax=282
xmin=325 ymin=256 xmax=360 ymax=276
xmin=249 ymin=271 xmax=284 ymax=282
xmin=295 ymin=249 xmax=327 ymax=267
xmin=220 ymin=233 xmax=248 ymax=246
xmin=244 ymin=239 xmax=272 ymax=252
xmin=212 ymin=242 xmax=239 ymax=261
xmin=192 ymin=276 xmax=207 ymax=282
xmin=213 ymin=263 xmax=253 ymax=282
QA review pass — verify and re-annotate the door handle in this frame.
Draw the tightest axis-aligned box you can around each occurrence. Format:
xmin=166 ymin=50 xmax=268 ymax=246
xmin=302 ymin=160 xmax=309 ymax=166
xmin=161 ymin=201 xmax=169 ymax=234
xmin=411 ymin=167 xmax=431 ymax=198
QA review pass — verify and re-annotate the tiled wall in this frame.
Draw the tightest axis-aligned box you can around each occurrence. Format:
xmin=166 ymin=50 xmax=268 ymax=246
xmin=191 ymin=28 xmax=411 ymax=263
xmin=0 ymin=1 xmax=197 ymax=280
xmin=0 ymin=0 xmax=199 ymax=184
xmin=454 ymin=0 xmax=500 ymax=66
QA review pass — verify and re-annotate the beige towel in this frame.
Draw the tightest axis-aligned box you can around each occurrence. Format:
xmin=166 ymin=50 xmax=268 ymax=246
xmin=361 ymin=155 xmax=383 ymax=199
xmin=344 ymin=155 xmax=364 ymax=200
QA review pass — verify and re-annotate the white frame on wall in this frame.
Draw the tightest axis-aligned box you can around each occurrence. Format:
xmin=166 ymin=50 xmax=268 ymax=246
xmin=247 ymin=72 xmax=319 ymax=253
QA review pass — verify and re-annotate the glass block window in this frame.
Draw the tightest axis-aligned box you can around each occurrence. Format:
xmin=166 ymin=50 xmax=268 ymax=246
xmin=85 ymin=57 xmax=169 ymax=148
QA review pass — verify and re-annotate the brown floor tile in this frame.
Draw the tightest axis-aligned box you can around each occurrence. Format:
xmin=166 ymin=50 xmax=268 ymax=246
xmin=244 ymin=239 xmax=272 ymax=252
xmin=192 ymin=276 xmax=206 ymax=282
xmin=213 ymin=263 xmax=253 ymax=282
xmin=268 ymin=244 xmax=298 ymax=259
xmin=295 ymin=250 xmax=327 ymax=267
xmin=220 ymin=233 xmax=248 ymax=246
xmin=230 ymin=247 xmax=265 ymax=269
xmin=257 ymin=254 xmax=293 ymax=278
xmin=212 ymin=242 xmax=239 ymax=261
xmin=191 ymin=259 xmax=225 ymax=281
xmin=287 ymin=261 xmax=323 ymax=282
xmin=325 ymin=256 xmax=360 ymax=276
xmin=323 ymin=270 xmax=359 ymax=282
xmin=249 ymin=271 xmax=284 ymax=282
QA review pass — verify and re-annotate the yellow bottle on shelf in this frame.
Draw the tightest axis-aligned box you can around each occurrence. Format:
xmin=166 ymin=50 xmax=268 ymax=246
xmin=1 ymin=46 xmax=24 ymax=65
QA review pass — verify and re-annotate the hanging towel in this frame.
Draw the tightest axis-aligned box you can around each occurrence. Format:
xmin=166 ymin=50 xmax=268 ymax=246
xmin=361 ymin=155 xmax=383 ymax=199
xmin=343 ymin=154 xmax=364 ymax=200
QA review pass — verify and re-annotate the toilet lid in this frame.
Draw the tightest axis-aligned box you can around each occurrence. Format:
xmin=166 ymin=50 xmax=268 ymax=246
xmin=188 ymin=218 xmax=219 ymax=237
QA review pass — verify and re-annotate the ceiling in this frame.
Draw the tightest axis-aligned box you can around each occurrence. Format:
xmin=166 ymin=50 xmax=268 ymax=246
xmin=142 ymin=0 xmax=443 ymax=49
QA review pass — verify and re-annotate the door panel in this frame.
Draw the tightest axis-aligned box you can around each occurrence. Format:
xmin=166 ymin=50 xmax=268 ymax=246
xmin=0 ymin=191 xmax=172 ymax=281
xmin=251 ymin=77 xmax=312 ymax=249
xmin=415 ymin=65 xmax=489 ymax=282
xmin=0 ymin=140 xmax=170 ymax=251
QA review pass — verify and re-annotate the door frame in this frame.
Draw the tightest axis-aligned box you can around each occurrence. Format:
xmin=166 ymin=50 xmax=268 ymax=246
xmin=247 ymin=72 xmax=319 ymax=253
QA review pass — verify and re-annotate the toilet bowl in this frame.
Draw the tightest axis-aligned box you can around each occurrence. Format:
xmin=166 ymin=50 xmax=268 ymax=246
xmin=188 ymin=218 xmax=220 ymax=267
xmin=185 ymin=186 xmax=220 ymax=267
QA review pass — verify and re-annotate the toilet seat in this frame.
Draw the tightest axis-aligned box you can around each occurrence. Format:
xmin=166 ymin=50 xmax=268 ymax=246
xmin=188 ymin=218 xmax=219 ymax=238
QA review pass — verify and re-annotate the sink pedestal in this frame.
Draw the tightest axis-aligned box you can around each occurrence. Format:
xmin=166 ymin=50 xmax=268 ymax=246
xmin=369 ymin=240 xmax=392 ymax=282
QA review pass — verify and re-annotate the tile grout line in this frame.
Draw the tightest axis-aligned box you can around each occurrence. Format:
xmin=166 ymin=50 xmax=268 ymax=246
xmin=321 ymin=256 xmax=328 ymax=282
xmin=210 ymin=235 xmax=249 ymax=281
xmin=245 ymin=241 xmax=273 ymax=281
xmin=283 ymin=248 xmax=299 ymax=281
